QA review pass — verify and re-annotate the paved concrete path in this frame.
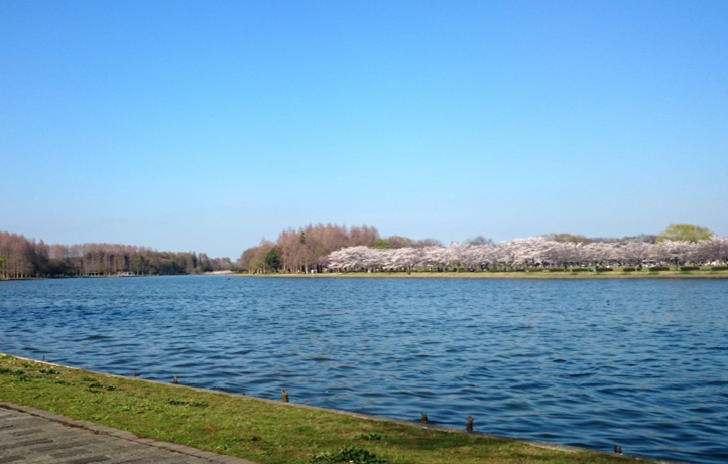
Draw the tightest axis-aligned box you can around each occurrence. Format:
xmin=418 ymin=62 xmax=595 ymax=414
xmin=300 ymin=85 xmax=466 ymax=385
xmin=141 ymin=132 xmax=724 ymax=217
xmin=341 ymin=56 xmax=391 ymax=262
xmin=0 ymin=402 xmax=258 ymax=464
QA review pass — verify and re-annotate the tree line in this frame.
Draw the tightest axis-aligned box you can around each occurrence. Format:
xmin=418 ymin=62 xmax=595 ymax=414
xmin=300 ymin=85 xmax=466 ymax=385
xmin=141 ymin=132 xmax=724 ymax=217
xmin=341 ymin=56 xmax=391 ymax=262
xmin=327 ymin=236 xmax=728 ymax=272
xmin=237 ymin=223 xmax=442 ymax=273
xmin=3 ymin=223 xmax=721 ymax=279
xmin=0 ymin=230 xmax=232 ymax=279
xmin=239 ymin=223 xmax=725 ymax=273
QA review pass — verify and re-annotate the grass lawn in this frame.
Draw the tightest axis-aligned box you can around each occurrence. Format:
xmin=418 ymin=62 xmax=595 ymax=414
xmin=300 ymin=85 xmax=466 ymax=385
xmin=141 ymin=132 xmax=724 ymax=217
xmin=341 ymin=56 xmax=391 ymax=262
xmin=0 ymin=354 xmax=641 ymax=464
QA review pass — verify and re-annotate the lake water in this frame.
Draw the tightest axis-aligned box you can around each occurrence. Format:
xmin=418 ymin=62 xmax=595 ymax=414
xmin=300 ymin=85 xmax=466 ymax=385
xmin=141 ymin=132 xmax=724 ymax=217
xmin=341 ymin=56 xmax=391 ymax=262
xmin=1 ymin=276 xmax=726 ymax=463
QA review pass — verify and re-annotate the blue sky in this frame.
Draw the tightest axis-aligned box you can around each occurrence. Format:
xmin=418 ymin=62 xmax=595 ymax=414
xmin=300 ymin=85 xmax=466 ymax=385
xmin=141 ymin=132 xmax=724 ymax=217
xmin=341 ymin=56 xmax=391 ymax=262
xmin=2 ymin=0 xmax=726 ymax=258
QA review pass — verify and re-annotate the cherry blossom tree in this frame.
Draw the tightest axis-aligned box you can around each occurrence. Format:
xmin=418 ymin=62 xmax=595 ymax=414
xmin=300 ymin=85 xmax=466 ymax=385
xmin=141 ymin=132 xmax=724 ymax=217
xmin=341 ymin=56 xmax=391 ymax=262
xmin=323 ymin=233 xmax=727 ymax=272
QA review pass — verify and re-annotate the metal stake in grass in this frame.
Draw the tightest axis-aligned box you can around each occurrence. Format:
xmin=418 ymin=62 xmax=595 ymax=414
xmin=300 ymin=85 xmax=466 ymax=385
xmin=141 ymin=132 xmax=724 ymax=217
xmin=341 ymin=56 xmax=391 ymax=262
xmin=613 ymin=445 xmax=622 ymax=454
xmin=173 ymin=375 xmax=178 ymax=384
xmin=466 ymin=415 xmax=473 ymax=432
xmin=420 ymin=412 xmax=428 ymax=424
xmin=281 ymin=389 xmax=289 ymax=403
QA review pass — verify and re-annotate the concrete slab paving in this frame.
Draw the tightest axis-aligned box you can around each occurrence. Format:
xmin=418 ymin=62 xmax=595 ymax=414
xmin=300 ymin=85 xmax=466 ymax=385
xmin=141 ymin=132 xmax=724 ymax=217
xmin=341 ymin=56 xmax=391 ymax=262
xmin=0 ymin=403 xmax=258 ymax=464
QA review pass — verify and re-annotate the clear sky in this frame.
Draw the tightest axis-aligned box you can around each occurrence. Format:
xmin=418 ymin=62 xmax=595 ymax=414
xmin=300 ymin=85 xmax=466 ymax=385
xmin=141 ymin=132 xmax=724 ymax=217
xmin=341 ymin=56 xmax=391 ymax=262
xmin=2 ymin=0 xmax=727 ymax=259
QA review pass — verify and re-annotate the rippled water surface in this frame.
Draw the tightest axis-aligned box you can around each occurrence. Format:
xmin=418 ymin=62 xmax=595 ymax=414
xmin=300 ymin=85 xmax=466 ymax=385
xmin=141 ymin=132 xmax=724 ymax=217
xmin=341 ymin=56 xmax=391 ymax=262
xmin=1 ymin=276 xmax=727 ymax=463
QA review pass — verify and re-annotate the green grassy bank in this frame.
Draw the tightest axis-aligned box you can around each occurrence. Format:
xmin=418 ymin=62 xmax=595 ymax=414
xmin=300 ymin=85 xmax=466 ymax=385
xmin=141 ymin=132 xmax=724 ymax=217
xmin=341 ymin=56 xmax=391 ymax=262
xmin=0 ymin=354 xmax=642 ymax=464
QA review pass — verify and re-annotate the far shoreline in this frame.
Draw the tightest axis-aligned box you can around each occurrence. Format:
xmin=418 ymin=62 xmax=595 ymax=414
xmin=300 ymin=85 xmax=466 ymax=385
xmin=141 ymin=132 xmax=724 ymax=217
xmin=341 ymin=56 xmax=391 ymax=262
xmin=235 ymin=270 xmax=728 ymax=279
xmin=4 ymin=270 xmax=727 ymax=282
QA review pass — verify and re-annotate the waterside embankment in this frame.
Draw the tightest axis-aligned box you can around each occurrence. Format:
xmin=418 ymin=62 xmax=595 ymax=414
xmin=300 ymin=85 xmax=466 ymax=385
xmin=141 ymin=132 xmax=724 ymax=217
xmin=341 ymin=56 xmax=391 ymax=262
xmin=0 ymin=353 xmax=683 ymax=464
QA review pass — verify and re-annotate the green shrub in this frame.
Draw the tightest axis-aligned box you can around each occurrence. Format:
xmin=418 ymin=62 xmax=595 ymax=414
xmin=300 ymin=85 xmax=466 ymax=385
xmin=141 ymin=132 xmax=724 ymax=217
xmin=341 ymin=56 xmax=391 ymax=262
xmin=648 ymin=266 xmax=671 ymax=271
xmin=312 ymin=446 xmax=386 ymax=463
xmin=0 ymin=367 xmax=24 ymax=376
xmin=680 ymin=266 xmax=700 ymax=271
xmin=595 ymin=268 xmax=613 ymax=272
xmin=711 ymin=266 xmax=728 ymax=271
xmin=570 ymin=268 xmax=588 ymax=272
xmin=549 ymin=268 xmax=565 ymax=272
xmin=39 ymin=368 xmax=59 ymax=375
xmin=621 ymin=267 xmax=636 ymax=272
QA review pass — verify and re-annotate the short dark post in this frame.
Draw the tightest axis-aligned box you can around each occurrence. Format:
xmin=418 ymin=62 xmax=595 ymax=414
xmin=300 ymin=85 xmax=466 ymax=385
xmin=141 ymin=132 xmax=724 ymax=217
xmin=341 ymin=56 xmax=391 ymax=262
xmin=281 ymin=389 xmax=289 ymax=403
xmin=173 ymin=375 xmax=178 ymax=384
xmin=42 ymin=355 xmax=45 ymax=361
xmin=420 ymin=412 xmax=428 ymax=424
xmin=613 ymin=445 xmax=622 ymax=454
xmin=466 ymin=415 xmax=473 ymax=432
